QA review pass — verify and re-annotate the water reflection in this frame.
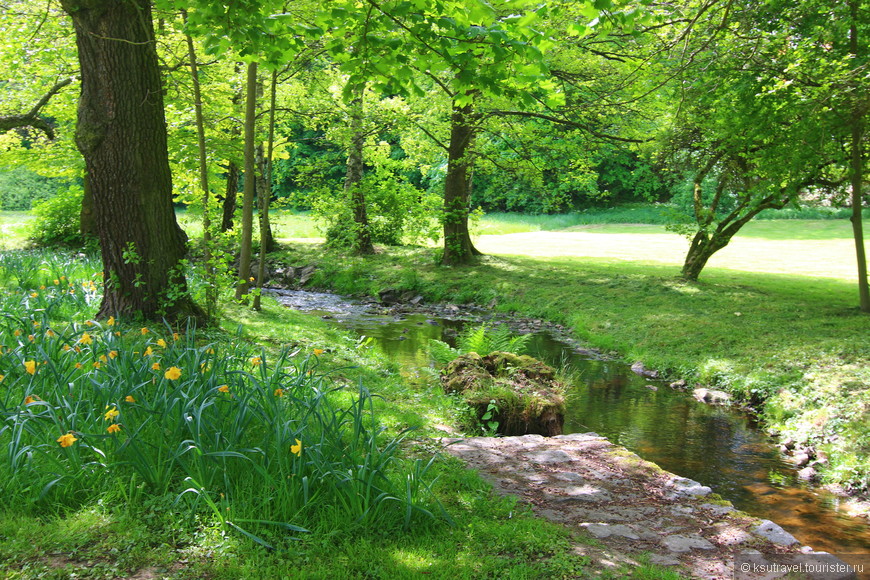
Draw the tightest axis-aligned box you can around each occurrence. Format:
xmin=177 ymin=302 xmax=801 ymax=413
xmin=268 ymin=290 xmax=870 ymax=554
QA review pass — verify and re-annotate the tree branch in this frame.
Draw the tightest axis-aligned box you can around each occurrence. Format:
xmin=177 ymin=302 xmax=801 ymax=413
xmin=0 ymin=77 xmax=73 ymax=140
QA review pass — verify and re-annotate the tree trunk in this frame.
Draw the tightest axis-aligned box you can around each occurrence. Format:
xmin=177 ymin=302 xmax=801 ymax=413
xmin=61 ymin=0 xmax=199 ymax=321
xmin=221 ymin=162 xmax=239 ymax=232
xmin=441 ymin=99 xmax=482 ymax=266
xmin=849 ymin=0 xmax=870 ymax=313
xmin=344 ymin=90 xmax=374 ymax=255
xmin=681 ymin=231 xmax=727 ymax=281
xmin=235 ymin=61 xmax=258 ymax=301
xmin=255 ymin=144 xmax=276 ymax=254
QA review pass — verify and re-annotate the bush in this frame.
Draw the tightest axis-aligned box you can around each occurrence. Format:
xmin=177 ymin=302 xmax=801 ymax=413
xmin=29 ymin=185 xmax=88 ymax=247
xmin=0 ymin=167 xmax=67 ymax=211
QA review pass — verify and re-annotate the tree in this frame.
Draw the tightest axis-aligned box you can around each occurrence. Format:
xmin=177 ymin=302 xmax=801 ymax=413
xmin=656 ymin=0 xmax=847 ymax=281
xmin=59 ymin=0 xmax=199 ymax=319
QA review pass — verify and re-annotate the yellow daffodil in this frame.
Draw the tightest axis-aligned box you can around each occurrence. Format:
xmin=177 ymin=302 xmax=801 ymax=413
xmin=143 ymin=346 xmax=153 ymax=357
xmin=93 ymin=361 xmax=101 ymax=369
xmin=57 ymin=433 xmax=77 ymax=448
xmin=250 ymin=356 xmax=262 ymax=366
xmin=30 ymin=292 xmax=38 ymax=298
xmin=39 ymin=285 xmax=45 ymax=290
xmin=218 ymin=385 xmax=229 ymax=393
xmin=104 ymin=406 xmax=119 ymax=421
xmin=75 ymin=363 xmax=83 ymax=369
xmin=151 ymin=362 xmax=161 ymax=371
xmin=27 ymin=334 xmax=35 ymax=342
xmin=74 ymin=346 xmax=81 ymax=353
xmin=108 ymin=350 xmax=117 ymax=359
xmin=13 ymin=329 xmax=21 ymax=337
xmin=24 ymin=395 xmax=37 ymax=405
xmin=164 ymin=366 xmax=182 ymax=380
xmin=125 ymin=395 xmax=135 ymax=403
xmin=46 ymin=329 xmax=55 ymax=338
xmin=156 ymin=338 xmax=167 ymax=348
xmin=32 ymin=320 xmax=40 ymax=327
xmin=99 ymin=354 xmax=108 ymax=363
xmin=85 ymin=320 xmax=93 ymax=327
xmin=0 ymin=375 xmax=4 ymax=383
xmin=106 ymin=424 xmax=121 ymax=434
xmin=172 ymin=333 xmax=180 ymax=341
xmin=24 ymin=360 xmax=36 ymax=375
xmin=107 ymin=316 xmax=115 ymax=326
xmin=62 ymin=344 xmax=71 ymax=351
xmin=274 ymin=388 xmax=284 ymax=397
xmin=114 ymin=331 xmax=121 ymax=337
xmin=206 ymin=347 xmax=215 ymax=354
xmin=291 ymin=439 xmax=302 ymax=457
xmin=313 ymin=349 xmax=324 ymax=356
xmin=53 ymin=279 xmax=59 ymax=285
xmin=141 ymin=327 xmax=149 ymax=335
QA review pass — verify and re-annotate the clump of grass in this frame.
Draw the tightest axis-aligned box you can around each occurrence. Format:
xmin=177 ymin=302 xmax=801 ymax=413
xmin=0 ymin=251 xmax=445 ymax=550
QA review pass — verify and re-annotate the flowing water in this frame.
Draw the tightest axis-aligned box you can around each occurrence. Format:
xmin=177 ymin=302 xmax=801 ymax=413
xmin=268 ymin=289 xmax=870 ymax=554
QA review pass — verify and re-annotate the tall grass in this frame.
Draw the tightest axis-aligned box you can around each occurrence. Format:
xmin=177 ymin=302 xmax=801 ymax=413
xmin=0 ymin=250 xmax=444 ymax=548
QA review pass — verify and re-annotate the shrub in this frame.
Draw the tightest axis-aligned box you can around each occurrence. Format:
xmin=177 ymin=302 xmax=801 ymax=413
xmin=29 ymin=185 xmax=88 ymax=247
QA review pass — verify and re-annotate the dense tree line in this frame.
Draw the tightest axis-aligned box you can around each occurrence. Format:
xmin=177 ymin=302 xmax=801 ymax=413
xmin=0 ymin=0 xmax=867 ymax=317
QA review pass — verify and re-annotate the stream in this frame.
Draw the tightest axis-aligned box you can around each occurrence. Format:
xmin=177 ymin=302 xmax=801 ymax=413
xmin=267 ymin=289 xmax=870 ymax=555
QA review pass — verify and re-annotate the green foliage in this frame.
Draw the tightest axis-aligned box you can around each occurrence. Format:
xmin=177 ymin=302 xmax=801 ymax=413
xmin=0 ymin=168 xmax=68 ymax=211
xmin=28 ymin=185 xmax=88 ymax=248
xmin=457 ymin=323 xmax=532 ymax=357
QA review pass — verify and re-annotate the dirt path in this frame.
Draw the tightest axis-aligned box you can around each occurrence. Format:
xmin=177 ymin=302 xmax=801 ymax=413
xmin=441 ymin=433 xmax=859 ymax=579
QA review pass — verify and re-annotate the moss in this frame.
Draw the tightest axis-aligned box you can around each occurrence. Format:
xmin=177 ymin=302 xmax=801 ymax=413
xmin=442 ymin=352 xmax=566 ymax=436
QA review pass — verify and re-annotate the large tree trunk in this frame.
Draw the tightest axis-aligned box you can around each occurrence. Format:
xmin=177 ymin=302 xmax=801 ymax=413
xmin=61 ymin=0 xmax=198 ymax=321
xmin=344 ymin=91 xmax=374 ymax=255
xmin=441 ymin=100 xmax=482 ymax=266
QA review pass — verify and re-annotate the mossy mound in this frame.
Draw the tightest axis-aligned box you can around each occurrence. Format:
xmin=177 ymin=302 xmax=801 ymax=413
xmin=441 ymin=351 xmax=565 ymax=436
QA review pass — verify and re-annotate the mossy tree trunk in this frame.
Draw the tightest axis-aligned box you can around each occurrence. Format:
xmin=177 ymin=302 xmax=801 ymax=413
xmin=441 ymin=98 xmax=482 ymax=266
xmin=344 ymin=88 xmax=374 ymax=255
xmin=61 ymin=0 xmax=199 ymax=320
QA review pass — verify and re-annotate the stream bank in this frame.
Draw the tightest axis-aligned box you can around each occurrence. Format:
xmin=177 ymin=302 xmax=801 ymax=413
xmin=264 ymin=288 xmax=870 ymax=567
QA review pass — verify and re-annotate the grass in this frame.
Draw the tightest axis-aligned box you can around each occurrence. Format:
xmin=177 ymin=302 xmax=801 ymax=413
xmin=0 ymin=247 xmax=669 ymax=579
xmin=285 ymin=235 xmax=870 ymax=494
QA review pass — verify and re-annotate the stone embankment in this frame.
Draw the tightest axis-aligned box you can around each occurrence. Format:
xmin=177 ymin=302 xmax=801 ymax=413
xmin=441 ymin=433 xmax=857 ymax=580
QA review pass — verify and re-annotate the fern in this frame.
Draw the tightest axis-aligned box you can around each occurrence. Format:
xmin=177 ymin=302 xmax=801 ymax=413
xmin=457 ymin=324 xmax=532 ymax=356
xmin=428 ymin=339 xmax=461 ymax=366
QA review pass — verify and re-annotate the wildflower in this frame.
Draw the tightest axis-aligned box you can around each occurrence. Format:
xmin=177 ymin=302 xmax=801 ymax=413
xmin=24 ymin=360 xmax=36 ymax=375
xmin=151 ymin=362 xmax=161 ymax=371
xmin=104 ymin=406 xmax=119 ymax=421
xmin=250 ymin=356 xmax=262 ymax=366
xmin=93 ymin=361 xmax=101 ymax=369
xmin=143 ymin=346 xmax=153 ymax=356
xmin=107 ymin=316 xmax=115 ymax=326
xmin=313 ymin=349 xmax=324 ymax=356
xmin=164 ymin=366 xmax=182 ymax=380
xmin=218 ymin=385 xmax=229 ymax=394
xmin=141 ymin=327 xmax=149 ymax=335
xmin=46 ymin=329 xmax=55 ymax=338
xmin=125 ymin=395 xmax=135 ymax=403
xmin=249 ymin=276 xmax=255 ymax=282
xmin=24 ymin=395 xmax=37 ymax=405
xmin=274 ymin=388 xmax=284 ymax=397
xmin=173 ymin=333 xmax=180 ymax=341
xmin=108 ymin=350 xmax=118 ymax=359
xmin=291 ymin=439 xmax=302 ymax=457
xmin=106 ymin=424 xmax=121 ymax=434
xmin=75 ymin=363 xmax=83 ymax=369
xmin=57 ymin=433 xmax=77 ymax=447
xmin=156 ymin=338 xmax=167 ymax=348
